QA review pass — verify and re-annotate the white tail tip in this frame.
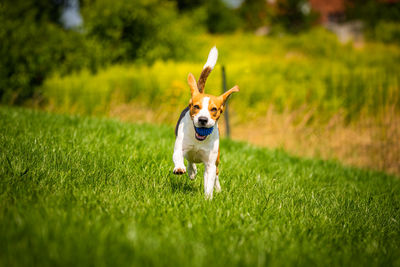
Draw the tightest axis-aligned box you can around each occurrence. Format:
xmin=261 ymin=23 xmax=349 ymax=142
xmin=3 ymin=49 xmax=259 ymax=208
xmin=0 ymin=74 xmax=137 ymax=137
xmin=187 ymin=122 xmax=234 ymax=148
xmin=203 ymin=46 xmax=218 ymax=70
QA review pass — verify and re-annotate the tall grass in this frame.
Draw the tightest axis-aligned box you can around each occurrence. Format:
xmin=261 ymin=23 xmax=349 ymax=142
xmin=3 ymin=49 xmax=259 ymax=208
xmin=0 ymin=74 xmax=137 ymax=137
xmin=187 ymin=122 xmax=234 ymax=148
xmin=42 ymin=28 xmax=400 ymax=122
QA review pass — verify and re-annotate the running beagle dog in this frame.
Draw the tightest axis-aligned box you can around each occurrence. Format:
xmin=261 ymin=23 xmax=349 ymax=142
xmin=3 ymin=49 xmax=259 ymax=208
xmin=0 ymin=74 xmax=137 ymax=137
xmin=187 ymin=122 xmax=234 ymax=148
xmin=173 ymin=47 xmax=239 ymax=199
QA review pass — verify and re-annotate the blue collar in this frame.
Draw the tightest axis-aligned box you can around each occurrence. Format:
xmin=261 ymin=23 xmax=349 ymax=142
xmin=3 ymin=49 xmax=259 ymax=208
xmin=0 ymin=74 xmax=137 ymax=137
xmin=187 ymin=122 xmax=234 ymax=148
xmin=194 ymin=126 xmax=214 ymax=136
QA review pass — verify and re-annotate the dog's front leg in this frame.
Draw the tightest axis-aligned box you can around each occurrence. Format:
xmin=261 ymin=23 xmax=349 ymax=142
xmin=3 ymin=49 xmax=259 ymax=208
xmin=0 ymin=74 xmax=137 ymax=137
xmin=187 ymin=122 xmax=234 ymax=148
xmin=173 ymin=143 xmax=186 ymax=175
xmin=204 ymin=163 xmax=217 ymax=199
xmin=173 ymin=125 xmax=186 ymax=175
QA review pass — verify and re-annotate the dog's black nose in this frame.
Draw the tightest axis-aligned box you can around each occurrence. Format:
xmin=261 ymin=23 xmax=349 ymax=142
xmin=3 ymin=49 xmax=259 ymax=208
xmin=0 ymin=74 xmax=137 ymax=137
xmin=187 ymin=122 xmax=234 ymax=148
xmin=198 ymin=116 xmax=208 ymax=125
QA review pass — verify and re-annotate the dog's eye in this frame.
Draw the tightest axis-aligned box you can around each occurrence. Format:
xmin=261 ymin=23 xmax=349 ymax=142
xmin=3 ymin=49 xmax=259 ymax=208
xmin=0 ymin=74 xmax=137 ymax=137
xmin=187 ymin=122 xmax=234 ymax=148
xmin=193 ymin=105 xmax=200 ymax=109
xmin=211 ymin=107 xmax=217 ymax=112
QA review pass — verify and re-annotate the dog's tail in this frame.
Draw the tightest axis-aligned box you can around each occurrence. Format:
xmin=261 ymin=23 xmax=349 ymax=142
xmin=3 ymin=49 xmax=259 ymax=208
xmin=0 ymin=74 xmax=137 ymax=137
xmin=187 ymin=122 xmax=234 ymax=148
xmin=197 ymin=46 xmax=218 ymax=93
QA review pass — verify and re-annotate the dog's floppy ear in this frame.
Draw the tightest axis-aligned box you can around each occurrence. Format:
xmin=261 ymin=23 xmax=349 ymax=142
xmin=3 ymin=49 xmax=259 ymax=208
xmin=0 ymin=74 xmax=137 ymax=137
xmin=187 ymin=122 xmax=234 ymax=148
xmin=188 ymin=73 xmax=200 ymax=96
xmin=219 ymin=85 xmax=239 ymax=104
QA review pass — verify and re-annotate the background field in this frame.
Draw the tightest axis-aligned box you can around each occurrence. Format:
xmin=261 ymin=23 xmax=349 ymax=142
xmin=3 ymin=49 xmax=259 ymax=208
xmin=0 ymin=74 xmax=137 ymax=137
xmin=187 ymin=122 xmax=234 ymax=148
xmin=1 ymin=107 xmax=400 ymax=266
xmin=1 ymin=0 xmax=400 ymax=175
xmin=42 ymin=29 xmax=400 ymax=121
xmin=41 ymin=29 xmax=400 ymax=175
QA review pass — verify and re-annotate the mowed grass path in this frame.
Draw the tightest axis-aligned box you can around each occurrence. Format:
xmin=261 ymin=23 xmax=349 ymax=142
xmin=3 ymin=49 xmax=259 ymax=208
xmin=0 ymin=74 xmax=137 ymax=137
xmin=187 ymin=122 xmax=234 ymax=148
xmin=1 ymin=107 xmax=399 ymax=266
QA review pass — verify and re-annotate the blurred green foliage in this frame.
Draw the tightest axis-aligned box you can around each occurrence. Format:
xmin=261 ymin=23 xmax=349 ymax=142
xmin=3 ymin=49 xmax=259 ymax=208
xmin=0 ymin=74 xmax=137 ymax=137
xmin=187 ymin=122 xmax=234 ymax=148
xmin=346 ymin=0 xmax=400 ymax=27
xmin=0 ymin=0 xmax=191 ymax=103
xmin=272 ymin=0 xmax=318 ymax=33
xmin=81 ymin=0 xmax=190 ymax=62
xmin=370 ymin=21 xmax=400 ymax=45
xmin=204 ymin=0 xmax=242 ymax=33
xmin=1 ymin=0 xmax=399 ymax=105
xmin=346 ymin=0 xmax=400 ymax=44
xmin=42 ymin=29 xmax=400 ymax=123
xmin=240 ymin=0 xmax=271 ymax=30
xmin=0 ymin=1 xmax=108 ymax=103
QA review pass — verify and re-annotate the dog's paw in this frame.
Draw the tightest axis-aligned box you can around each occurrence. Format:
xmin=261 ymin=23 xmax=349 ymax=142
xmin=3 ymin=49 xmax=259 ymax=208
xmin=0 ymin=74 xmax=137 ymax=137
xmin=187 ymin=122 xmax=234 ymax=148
xmin=188 ymin=163 xmax=197 ymax=180
xmin=204 ymin=192 xmax=213 ymax=200
xmin=173 ymin=166 xmax=186 ymax=175
xmin=189 ymin=172 xmax=197 ymax=180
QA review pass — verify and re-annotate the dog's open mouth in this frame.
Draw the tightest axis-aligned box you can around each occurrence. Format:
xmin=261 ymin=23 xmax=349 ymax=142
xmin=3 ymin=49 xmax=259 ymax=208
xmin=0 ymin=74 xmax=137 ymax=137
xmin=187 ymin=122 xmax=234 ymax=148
xmin=194 ymin=126 xmax=214 ymax=141
xmin=195 ymin=132 xmax=207 ymax=141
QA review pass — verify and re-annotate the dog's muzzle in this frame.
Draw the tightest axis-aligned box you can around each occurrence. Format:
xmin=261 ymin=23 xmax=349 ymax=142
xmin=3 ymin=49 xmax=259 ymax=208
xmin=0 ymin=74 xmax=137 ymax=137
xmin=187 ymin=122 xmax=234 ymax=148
xmin=194 ymin=126 xmax=214 ymax=141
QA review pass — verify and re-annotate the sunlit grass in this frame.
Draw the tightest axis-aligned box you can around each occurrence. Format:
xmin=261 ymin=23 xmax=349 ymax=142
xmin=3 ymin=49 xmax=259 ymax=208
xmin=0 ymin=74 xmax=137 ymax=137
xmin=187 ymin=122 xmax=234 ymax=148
xmin=1 ymin=106 xmax=400 ymax=266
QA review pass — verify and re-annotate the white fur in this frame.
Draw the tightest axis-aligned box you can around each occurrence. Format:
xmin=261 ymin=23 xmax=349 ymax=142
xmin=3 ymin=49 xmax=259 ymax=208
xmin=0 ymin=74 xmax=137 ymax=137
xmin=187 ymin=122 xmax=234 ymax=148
xmin=173 ymin=112 xmax=220 ymax=199
xmin=173 ymin=46 xmax=221 ymax=199
xmin=193 ymin=97 xmax=215 ymax=128
xmin=203 ymin=46 xmax=218 ymax=70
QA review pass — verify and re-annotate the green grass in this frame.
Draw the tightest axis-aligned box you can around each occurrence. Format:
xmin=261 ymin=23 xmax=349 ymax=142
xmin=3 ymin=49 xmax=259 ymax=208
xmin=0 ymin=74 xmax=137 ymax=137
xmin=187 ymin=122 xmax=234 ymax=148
xmin=1 ymin=106 xmax=400 ymax=266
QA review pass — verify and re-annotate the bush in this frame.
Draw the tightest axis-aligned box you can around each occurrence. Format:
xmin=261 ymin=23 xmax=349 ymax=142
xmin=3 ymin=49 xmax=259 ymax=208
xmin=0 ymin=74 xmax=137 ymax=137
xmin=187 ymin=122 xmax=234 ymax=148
xmin=271 ymin=0 xmax=318 ymax=33
xmin=81 ymin=0 xmax=190 ymax=63
xmin=239 ymin=0 xmax=271 ymax=30
xmin=0 ymin=16 xmax=106 ymax=103
xmin=204 ymin=0 xmax=241 ymax=33
xmin=0 ymin=0 xmax=191 ymax=104
xmin=346 ymin=0 xmax=400 ymax=28
xmin=0 ymin=1 xmax=109 ymax=103
xmin=0 ymin=2 xmax=56 ymax=102
xmin=372 ymin=22 xmax=400 ymax=45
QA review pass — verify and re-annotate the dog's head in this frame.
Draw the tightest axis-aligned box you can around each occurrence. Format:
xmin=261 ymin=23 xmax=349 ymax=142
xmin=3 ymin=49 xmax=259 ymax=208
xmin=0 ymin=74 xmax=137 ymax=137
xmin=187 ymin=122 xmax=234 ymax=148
xmin=187 ymin=73 xmax=239 ymax=141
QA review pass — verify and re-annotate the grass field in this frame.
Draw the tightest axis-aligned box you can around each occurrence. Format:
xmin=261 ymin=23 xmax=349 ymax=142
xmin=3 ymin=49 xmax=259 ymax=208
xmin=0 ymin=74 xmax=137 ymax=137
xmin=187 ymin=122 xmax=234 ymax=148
xmin=1 ymin=106 xmax=400 ymax=266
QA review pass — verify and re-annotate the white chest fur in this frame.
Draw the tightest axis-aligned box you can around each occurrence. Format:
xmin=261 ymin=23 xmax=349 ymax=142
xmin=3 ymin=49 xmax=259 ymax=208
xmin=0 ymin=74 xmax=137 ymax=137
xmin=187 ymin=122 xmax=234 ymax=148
xmin=173 ymin=112 xmax=220 ymax=199
xmin=181 ymin=112 xmax=219 ymax=163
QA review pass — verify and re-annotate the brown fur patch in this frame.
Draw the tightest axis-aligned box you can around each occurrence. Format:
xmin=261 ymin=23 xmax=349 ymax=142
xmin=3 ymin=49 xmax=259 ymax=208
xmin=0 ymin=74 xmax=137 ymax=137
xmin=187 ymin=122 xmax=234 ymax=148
xmin=187 ymin=73 xmax=239 ymax=122
xmin=197 ymin=67 xmax=212 ymax=93
xmin=173 ymin=168 xmax=186 ymax=175
xmin=189 ymin=93 xmax=225 ymax=122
